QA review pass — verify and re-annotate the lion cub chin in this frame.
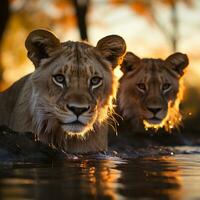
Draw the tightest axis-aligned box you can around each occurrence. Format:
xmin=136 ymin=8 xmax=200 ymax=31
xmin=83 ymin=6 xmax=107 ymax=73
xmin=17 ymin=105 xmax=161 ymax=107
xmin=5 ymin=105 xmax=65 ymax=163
xmin=0 ymin=29 xmax=126 ymax=153
xmin=118 ymin=51 xmax=189 ymax=132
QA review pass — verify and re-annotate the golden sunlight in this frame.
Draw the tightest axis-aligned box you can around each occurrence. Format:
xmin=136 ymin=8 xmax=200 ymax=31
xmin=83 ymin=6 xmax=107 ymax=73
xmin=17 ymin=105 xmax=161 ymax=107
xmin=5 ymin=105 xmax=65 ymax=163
xmin=113 ymin=65 xmax=123 ymax=80
xmin=144 ymin=79 xmax=185 ymax=132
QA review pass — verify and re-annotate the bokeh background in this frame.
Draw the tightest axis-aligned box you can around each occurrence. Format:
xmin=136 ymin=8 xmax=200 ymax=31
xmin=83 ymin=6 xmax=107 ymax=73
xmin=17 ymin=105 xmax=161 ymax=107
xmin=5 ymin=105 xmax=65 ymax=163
xmin=0 ymin=0 xmax=199 ymax=131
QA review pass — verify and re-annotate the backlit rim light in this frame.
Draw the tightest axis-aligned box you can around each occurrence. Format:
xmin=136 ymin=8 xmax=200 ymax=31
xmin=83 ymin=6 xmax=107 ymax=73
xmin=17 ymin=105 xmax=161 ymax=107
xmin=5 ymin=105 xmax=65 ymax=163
xmin=64 ymin=73 xmax=118 ymax=139
xmin=143 ymin=78 xmax=184 ymax=132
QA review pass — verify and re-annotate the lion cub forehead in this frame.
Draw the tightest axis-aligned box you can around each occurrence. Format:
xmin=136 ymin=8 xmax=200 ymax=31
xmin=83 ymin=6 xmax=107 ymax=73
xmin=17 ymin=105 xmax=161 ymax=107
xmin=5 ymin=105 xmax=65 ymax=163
xmin=49 ymin=41 xmax=104 ymax=76
xmin=61 ymin=41 xmax=95 ymax=62
xmin=142 ymin=58 xmax=164 ymax=73
xmin=141 ymin=60 xmax=177 ymax=84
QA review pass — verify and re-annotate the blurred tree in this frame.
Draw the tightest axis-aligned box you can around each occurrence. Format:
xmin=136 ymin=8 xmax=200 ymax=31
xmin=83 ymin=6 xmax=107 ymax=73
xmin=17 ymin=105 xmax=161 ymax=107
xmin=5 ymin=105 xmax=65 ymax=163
xmin=10 ymin=0 xmax=90 ymax=40
xmin=111 ymin=0 xmax=193 ymax=52
xmin=72 ymin=0 xmax=90 ymax=41
xmin=0 ymin=0 xmax=10 ymax=82
xmin=152 ymin=0 xmax=179 ymax=52
xmin=1 ymin=0 xmax=90 ymax=89
xmin=11 ymin=0 xmax=89 ymax=40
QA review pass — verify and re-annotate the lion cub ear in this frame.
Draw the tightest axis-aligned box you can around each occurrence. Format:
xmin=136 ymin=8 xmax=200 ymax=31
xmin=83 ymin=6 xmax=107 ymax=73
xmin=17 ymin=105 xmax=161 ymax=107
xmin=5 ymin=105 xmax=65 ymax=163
xmin=25 ymin=29 xmax=61 ymax=67
xmin=96 ymin=35 xmax=126 ymax=68
xmin=165 ymin=52 xmax=189 ymax=76
xmin=120 ymin=52 xmax=140 ymax=73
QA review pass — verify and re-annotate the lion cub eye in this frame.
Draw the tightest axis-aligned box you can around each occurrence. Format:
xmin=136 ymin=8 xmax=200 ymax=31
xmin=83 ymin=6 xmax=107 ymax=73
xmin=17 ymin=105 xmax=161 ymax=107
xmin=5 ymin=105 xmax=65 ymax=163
xmin=162 ymin=83 xmax=171 ymax=91
xmin=90 ymin=76 xmax=103 ymax=89
xmin=137 ymin=83 xmax=146 ymax=92
xmin=52 ymin=74 xmax=65 ymax=88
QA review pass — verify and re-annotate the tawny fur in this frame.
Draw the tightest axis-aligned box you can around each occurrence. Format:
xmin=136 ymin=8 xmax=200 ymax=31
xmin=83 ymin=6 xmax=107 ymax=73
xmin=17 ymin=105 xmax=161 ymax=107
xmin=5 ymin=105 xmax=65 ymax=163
xmin=118 ymin=52 xmax=189 ymax=132
xmin=0 ymin=29 xmax=126 ymax=153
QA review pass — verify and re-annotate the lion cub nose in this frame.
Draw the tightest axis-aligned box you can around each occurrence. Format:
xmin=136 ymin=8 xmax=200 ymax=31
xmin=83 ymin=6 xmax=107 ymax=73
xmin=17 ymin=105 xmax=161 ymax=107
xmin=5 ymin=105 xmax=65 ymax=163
xmin=147 ymin=107 xmax=162 ymax=115
xmin=67 ymin=104 xmax=90 ymax=116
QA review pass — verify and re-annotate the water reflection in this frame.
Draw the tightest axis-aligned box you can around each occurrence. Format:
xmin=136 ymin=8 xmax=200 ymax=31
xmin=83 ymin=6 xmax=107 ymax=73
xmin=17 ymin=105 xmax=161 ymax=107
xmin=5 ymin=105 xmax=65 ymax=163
xmin=117 ymin=157 xmax=183 ymax=200
xmin=0 ymin=160 xmax=125 ymax=200
xmin=0 ymin=153 xmax=199 ymax=200
xmin=79 ymin=159 xmax=125 ymax=200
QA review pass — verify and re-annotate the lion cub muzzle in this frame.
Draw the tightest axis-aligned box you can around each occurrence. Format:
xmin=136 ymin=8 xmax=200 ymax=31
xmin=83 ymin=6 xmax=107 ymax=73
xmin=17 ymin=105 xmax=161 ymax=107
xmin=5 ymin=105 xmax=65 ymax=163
xmin=66 ymin=103 xmax=90 ymax=117
xmin=144 ymin=96 xmax=167 ymax=124
xmin=60 ymin=94 xmax=95 ymax=134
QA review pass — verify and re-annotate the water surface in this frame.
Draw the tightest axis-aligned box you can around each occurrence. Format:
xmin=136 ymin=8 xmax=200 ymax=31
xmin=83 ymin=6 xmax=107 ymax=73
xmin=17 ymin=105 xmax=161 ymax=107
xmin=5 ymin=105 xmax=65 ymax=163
xmin=0 ymin=146 xmax=200 ymax=200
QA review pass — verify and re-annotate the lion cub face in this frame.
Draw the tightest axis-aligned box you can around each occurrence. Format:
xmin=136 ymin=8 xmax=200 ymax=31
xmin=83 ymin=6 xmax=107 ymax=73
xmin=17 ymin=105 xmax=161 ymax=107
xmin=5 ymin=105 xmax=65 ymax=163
xmin=118 ymin=52 xmax=188 ymax=130
xmin=25 ymin=29 xmax=126 ymax=143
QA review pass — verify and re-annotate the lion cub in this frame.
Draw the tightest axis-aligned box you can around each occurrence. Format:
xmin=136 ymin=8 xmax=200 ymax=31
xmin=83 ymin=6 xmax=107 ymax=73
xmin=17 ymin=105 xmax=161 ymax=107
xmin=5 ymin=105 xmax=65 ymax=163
xmin=0 ymin=29 xmax=126 ymax=153
xmin=117 ymin=52 xmax=189 ymax=132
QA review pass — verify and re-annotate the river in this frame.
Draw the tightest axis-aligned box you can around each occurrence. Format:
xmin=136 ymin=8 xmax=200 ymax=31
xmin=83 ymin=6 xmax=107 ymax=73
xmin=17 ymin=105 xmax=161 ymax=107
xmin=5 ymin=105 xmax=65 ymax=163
xmin=0 ymin=146 xmax=200 ymax=200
